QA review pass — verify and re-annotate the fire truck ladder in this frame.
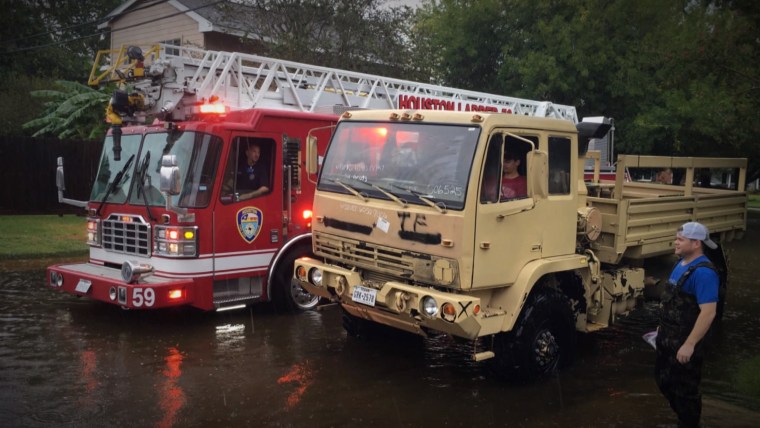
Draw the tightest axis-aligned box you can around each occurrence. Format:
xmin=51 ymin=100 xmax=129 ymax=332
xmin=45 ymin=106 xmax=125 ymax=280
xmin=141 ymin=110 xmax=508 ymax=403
xmin=90 ymin=44 xmax=579 ymax=122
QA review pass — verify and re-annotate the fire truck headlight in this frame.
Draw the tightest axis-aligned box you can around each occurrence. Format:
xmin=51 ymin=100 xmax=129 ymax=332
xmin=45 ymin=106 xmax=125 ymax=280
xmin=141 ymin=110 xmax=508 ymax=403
xmin=109 ymin=287 xmax=117 ymax=301
xmin=86 ymin=218 xmax=101 ymax=246
xmin=308 ymin=268 xmax=323 ymax=287
xmin=422 ymin=296 xmax=438 ymax=318
xmin=153 ymin=225 xmax=199 ymax=258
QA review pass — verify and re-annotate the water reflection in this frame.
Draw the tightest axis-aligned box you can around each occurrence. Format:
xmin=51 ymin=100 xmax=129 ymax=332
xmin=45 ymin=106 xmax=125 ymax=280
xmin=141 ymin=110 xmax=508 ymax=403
xmin=277 ymin=361 xmax=314 ymax=410
xmin=0 ymin=214 xmax=758 ymax=426
xmin=157 ymin=347 xmax=185 ymax=428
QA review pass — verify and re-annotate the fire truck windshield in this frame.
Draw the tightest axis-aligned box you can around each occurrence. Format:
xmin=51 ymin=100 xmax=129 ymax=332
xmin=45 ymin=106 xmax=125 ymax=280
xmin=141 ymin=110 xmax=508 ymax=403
xmin=91 ymin=134 xmax=141 ymax=204
xmin=319 ymin=122 xmax=481 ymax=210
xmin=91 ymin=131 xmax=222 ymax=208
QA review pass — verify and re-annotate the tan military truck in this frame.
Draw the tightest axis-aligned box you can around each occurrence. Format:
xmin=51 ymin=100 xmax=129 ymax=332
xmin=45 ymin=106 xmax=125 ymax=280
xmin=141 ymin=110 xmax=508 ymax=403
xmin=293 ymin=110 xmax=748 ymax=379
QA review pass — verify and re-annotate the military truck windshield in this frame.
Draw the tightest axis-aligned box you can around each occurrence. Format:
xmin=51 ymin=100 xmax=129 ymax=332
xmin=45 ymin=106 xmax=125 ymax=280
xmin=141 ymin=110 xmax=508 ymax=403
xmin=128 ymin=131 xmax=222 ymax=208
xmin=90 ymin=134 xmax=141 ymax=204
xmin=319 ymin=122 xmax=480 ymax=210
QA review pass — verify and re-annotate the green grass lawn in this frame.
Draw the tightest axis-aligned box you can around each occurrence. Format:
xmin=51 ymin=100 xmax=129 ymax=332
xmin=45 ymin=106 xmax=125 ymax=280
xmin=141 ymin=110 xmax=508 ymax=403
xmin=0 ymin=215 xmax=88 ymax=260
xmin=749 ymin=193 xmax=760 ymax=209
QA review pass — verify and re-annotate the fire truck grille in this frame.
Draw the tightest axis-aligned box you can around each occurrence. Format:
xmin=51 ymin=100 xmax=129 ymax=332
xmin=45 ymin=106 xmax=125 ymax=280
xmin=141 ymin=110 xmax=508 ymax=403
xmin=102 ymin=214 xmax=151 ymax=257
xmin=313 ymin=231 xmax=413 ymax=277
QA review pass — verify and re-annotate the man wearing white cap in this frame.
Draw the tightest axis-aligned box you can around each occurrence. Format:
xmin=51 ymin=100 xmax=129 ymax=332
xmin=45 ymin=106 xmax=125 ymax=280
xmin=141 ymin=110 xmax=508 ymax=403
xmin=655 ymin=221 xmax=720 ymax=428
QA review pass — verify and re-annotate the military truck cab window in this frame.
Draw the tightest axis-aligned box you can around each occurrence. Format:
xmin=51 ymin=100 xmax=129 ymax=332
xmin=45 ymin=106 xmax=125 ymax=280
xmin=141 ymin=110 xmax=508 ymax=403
xmin=222 ymin=137 xmax=274 ymax=203
xmin=548 ymin=136 xmax=572 ymax=195
xmin=480 ymin=133 xmax=536 ymax=203
xmin=319 ymin=122 xmax=480 ymax=211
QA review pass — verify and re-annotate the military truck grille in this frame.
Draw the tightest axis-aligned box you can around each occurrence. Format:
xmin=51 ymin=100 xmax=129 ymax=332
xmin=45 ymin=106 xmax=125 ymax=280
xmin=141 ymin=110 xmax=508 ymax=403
xmin=313 ymin=231 xmax=414 ymax=277
xmin=102 ymin=214 xmax=151 ymax=257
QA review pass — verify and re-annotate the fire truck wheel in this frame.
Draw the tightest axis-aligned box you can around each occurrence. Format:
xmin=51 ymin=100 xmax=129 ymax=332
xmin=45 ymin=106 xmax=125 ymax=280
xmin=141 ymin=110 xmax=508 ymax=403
xmin=490 ymin=287 xmax=577 ymax=381
xmin=273 ymin=249 xmax=320 ymax=312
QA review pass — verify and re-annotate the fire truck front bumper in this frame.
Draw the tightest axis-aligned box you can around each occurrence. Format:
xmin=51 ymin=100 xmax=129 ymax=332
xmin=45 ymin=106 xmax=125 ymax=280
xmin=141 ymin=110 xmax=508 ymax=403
xmin=47 ymin=262 xmax=195 ymax=310
xmin=294 ymin=258 xmax=484 ymax=340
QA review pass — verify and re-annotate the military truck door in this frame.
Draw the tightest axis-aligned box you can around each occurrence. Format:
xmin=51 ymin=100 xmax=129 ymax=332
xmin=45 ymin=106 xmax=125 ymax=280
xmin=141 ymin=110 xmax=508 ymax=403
xmin=473 ymin=131 xmax=543 ymax=288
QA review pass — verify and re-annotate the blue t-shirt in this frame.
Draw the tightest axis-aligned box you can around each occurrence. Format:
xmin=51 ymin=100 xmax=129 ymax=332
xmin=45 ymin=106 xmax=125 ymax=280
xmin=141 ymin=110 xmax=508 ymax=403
xmin=667 ymin=255 xmax=720 ymax=305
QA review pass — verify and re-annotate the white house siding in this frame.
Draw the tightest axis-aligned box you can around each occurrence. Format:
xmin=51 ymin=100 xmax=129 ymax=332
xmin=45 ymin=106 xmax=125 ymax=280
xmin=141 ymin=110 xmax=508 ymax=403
xmin=109 ymin=2 xmax=204 ymax=51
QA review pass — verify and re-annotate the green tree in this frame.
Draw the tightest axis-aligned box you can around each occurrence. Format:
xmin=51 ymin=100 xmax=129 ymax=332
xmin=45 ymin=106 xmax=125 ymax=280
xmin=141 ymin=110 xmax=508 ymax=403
xmin=227 ymin=0 xmax=418 ymax=78
xmin=22 ymin=80 xmax=110 ymax=140
xmin=414 ymin=0 xmax=760 ymax=173
xmin=0 ymin=0 xmax=120 ymax=137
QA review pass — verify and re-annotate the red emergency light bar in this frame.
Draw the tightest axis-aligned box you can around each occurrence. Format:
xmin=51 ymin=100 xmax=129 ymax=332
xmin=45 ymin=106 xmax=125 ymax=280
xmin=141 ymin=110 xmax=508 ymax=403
xmin=199 ymin=103 xmax=227 ymax=114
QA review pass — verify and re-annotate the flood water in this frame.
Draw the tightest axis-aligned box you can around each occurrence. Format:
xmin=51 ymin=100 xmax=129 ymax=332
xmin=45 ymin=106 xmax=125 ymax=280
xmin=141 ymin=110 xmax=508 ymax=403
xmin=1 ymin=214 xmax=759 ymax=427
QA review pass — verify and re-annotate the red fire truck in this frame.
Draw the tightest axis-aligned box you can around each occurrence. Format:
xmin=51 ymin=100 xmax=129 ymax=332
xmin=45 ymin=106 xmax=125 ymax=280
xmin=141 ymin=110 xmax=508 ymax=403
xmin=47 ymin=44 xmax=582 ymax=311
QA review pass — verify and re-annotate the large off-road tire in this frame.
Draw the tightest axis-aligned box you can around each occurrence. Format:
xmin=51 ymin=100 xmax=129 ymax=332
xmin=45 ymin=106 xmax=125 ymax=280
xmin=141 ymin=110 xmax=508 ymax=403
xmin=272 ymin=247 xmax=320 ymax=312
xmin=491 ymin=287 xmax=577 ymax=381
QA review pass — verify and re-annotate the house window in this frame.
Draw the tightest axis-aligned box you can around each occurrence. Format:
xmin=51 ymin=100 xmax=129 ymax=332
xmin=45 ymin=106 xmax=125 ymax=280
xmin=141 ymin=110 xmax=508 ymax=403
xmin=160 ymin=39 xmax=181 ymax=56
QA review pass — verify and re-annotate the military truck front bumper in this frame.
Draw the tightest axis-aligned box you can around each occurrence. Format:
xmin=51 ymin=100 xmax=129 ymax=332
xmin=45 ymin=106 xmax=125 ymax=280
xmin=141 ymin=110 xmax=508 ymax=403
xmin=294 ymin=257 xmax=483 ymax=340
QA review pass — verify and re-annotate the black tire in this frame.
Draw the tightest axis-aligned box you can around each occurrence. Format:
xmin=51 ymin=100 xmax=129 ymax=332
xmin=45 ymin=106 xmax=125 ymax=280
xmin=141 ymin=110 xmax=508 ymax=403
xmin=272 ymin=247 xmax=320 ymax=312
xmin=491 ymin=287 xmax=577 ymax=381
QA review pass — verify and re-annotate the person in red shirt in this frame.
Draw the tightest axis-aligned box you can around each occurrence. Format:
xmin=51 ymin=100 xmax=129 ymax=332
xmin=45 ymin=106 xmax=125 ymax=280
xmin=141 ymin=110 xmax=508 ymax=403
xmin=501 ymin=152 xmax=527 ymax=199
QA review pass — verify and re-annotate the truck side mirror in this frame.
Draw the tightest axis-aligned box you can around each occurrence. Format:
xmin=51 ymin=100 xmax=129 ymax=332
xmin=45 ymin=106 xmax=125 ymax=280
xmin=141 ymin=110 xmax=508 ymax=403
xmin=527 ymin=150 xmax=548 ymax=199
xmin=306 ymin=135 xmax=318 ymax=175
xmin=159 ymin=154 xmax=181 ymax=195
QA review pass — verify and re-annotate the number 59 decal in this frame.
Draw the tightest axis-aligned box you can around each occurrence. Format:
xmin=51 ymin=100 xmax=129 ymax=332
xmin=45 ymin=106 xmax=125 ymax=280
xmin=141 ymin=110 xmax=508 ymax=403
xmin=132 ymin=287 xmax=155 ymax=307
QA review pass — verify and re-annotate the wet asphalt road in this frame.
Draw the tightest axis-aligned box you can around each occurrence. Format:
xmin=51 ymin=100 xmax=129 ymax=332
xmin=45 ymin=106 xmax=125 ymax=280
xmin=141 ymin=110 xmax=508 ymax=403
xmin=1 ymin=214 xmax=759 ymax=427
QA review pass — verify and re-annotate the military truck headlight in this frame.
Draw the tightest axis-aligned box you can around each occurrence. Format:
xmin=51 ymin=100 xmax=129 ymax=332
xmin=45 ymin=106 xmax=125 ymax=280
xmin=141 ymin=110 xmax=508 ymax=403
xmin=295 ymin=265 xmax=308 ymax=281
xmin=422 ymin=296 xmax=438 ymax=318
xmin=441 ymin=302 xmax=456 ymax=322
xmin=308 ymin=268 xmax=323 ymax=286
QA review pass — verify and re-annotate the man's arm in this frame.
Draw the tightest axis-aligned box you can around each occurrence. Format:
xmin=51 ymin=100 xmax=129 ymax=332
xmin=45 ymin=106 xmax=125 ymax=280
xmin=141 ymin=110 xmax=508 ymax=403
xmin=676 ymin=302 xmax=717 ymax=364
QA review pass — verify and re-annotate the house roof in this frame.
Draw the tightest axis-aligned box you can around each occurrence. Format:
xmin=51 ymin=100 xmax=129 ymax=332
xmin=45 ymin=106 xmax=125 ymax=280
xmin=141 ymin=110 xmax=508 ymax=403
xmin=99 ymin=0 xmax=260 ymax=39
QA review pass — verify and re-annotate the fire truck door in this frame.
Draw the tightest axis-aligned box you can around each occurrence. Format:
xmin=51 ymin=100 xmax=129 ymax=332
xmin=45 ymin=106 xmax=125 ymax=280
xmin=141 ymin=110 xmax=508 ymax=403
xmin=214 ymin=134 xmax=282 ymax=276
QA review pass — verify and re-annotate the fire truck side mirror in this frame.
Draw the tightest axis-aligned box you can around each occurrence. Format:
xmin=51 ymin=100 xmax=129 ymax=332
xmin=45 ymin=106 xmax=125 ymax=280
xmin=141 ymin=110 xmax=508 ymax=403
xmin=306 ymin=135 xmax=318 ymax=175
xmin=159 ymin=154 xmax=181 ymax=195
xmin=527 ymin=150 xmax=548 ymax=199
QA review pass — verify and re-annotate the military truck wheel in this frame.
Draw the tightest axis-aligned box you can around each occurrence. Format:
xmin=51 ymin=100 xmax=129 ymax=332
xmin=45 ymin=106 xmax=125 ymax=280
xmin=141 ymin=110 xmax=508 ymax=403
xmin=491 ymin=287 xmax=576 ymax=381
xmin=273 ymin=247 xmax=320 ymax=312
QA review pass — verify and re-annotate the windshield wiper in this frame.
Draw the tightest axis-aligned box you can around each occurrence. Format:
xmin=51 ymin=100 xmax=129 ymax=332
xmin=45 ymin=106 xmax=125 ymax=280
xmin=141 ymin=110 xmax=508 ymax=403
xmin=329 ymin=178 xmax=368 ymax=202
xmin=96 ymin=154 xmax=135 ymax=216
xmin=136 ymin=152 xmax=156 ymax=221
xmin=390 ymin=184 xmax=447 ymax=214
xmin=368 ymin=182 xmax=407 ymax=208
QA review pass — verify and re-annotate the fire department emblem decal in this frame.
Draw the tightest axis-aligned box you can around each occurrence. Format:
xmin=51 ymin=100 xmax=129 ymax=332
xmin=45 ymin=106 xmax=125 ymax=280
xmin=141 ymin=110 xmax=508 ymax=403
xmin=237 ymin=207 xmax=263 ymax=243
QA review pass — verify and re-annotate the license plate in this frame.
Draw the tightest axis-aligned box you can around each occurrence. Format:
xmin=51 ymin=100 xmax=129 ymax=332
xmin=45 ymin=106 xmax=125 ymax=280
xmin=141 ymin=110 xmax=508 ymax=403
xmin=352 ymin=285 xmax=377 ymax=307
xmin=75 ymin=279 xmax=92 ymax=294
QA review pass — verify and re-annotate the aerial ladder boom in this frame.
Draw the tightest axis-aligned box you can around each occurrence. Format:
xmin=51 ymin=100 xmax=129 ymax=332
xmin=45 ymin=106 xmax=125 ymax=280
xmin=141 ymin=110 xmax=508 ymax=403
xmin=89 ymin=44 xmax=579 ymax=124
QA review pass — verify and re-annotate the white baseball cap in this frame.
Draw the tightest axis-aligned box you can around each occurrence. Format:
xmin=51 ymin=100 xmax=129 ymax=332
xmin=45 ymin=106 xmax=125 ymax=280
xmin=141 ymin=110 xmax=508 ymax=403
xmin=678 ymin=222 xmax=718 ymax=249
